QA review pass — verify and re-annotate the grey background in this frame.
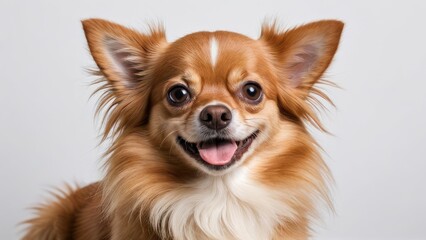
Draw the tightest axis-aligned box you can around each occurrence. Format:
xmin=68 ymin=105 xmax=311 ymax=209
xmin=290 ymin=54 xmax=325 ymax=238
xmin=1 ymin=0 xmax=425 ymax=239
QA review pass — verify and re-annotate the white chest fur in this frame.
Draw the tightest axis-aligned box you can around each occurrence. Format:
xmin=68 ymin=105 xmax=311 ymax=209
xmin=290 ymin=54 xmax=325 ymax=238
xmin=150 ymin=168 xmax=295 ymax=240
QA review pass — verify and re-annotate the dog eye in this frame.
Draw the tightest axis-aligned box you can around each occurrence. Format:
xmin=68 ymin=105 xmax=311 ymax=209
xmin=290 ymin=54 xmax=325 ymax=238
xmin=167 ymin=85 xmax=191 ymax=106
xmin=241 ymin=82 xmax=263 ymax=104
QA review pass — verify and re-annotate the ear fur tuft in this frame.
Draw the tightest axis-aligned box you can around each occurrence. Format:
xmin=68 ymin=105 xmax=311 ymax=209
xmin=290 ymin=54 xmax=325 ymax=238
xmin=82 ymin=18 xmax=167 ymax=140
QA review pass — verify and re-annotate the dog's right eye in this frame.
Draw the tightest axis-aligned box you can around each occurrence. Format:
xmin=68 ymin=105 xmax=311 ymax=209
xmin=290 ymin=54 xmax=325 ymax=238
xmin=167 ymin=85 xmax=191 ymax=106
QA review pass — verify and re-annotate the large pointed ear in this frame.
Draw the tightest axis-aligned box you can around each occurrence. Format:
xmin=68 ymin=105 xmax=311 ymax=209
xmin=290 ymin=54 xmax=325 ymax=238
xmin=260 ymin=20 xmax=343 ymax=96
xmin=82 ymin=18 xmax=166 ymax=91
xmin=82 ymin=19 xmax=167 ymax=137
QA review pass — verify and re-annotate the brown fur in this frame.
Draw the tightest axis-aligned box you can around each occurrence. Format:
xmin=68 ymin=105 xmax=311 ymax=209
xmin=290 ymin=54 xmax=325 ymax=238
xmin=23 ymin=18 xmax=343 ymax=239
xmin=23 ymin=183 xmax=110 ymax=239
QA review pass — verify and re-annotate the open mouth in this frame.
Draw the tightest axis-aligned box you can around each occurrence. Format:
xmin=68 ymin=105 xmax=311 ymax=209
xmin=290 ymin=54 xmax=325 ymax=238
xmin=177 ymin=130 xmax=259 ymax=170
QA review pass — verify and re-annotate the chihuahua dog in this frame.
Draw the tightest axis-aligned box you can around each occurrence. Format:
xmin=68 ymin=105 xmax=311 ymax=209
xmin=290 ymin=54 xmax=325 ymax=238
xmin=23 ymin=18 xmax=343 ymax=240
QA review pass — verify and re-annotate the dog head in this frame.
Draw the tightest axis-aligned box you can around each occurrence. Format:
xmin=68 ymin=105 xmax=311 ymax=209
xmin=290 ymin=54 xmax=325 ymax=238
xmin=82 ymin=19 xmax=343 ymax=176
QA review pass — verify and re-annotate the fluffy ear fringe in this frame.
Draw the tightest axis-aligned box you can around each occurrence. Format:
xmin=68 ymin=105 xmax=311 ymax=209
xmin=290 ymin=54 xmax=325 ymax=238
xmin=260 ymin=20 xmax=343 ymax=132
xmin=82 ymin=19 xmax=167 ymax=141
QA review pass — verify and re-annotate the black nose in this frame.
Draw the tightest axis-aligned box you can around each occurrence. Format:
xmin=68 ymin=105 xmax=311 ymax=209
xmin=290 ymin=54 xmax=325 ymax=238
xmin=199 ymin=105 xmax=232 ymax=130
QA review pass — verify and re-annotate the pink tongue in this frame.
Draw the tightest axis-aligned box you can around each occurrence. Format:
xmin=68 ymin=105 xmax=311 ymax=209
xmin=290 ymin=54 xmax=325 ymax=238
xmin=198 ymin=140 xmax=238 ymax=165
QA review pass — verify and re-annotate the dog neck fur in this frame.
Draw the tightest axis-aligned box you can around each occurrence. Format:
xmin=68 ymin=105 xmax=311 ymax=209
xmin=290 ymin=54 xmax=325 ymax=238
xmin=149 ymin=167 xmax=296 ymax=240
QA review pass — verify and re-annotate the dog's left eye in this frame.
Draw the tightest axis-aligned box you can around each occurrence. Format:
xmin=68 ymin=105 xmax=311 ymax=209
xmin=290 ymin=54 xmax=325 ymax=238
xmin=241 ymin=82 xmax=263 ymax=104
xmin=167 ymin=85 xmax=191 ymax=106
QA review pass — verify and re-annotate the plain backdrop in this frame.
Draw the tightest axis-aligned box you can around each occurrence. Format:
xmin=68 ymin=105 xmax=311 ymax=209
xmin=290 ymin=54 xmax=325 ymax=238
xmin=1 ymin=0 xmax=425 ymax=239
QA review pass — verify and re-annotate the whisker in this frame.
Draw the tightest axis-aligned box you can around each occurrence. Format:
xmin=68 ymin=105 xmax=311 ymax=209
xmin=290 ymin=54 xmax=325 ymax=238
xmin=244 ymin=117 xmax=267 ymax=121
xmin=159 ymin=130 xmax=179 ymax=148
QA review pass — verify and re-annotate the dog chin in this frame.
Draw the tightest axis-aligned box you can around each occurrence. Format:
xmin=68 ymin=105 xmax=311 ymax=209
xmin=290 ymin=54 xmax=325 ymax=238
xmin=176 ymin=130 xmax=259 ymax=173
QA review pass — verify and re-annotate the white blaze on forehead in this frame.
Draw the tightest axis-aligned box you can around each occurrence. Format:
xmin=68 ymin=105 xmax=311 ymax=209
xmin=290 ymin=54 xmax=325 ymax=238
xmin=209 ymin=37 xmax=219 ymax=67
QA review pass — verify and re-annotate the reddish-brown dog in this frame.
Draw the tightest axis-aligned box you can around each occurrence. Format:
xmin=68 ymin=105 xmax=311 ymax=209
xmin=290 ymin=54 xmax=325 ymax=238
xmin=23 ymin=18 xmax=343 ymax=240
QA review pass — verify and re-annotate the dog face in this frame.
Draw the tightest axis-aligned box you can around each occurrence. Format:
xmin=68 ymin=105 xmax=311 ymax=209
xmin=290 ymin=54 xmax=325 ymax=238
xmin=147 ymin=31 xmax=281 ymax=175
xmin=82 ymin=19 xmax=343 ymax=176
